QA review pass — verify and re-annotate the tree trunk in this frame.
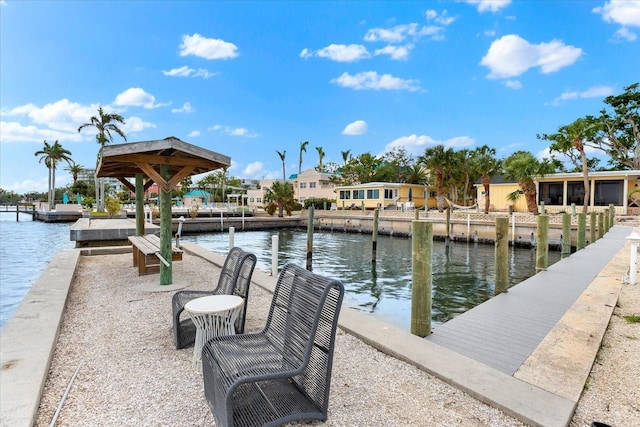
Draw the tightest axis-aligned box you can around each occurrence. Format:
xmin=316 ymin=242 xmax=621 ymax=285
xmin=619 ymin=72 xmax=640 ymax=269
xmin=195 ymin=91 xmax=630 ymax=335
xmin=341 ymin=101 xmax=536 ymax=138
xmin=482 ymin=175 xmax=491 ymax=214
xmin=579 ymin=147 xmax=590 ymax=214
xmin=51 ymin=166 xmax=56 ymax=210
xmin=520 ymin=179 xmax=539 ymax=215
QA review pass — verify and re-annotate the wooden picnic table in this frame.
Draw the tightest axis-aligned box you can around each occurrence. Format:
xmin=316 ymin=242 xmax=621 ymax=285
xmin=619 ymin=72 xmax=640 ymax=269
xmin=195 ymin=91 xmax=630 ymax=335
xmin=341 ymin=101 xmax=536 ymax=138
xmin=128 ymin=234 xmax=183 ymax=276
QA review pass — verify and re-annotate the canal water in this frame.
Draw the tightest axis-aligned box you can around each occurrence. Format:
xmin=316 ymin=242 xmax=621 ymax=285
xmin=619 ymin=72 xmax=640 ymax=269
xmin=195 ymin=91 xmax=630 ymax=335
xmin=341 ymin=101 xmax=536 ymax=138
xmin=0 ymin=211 xmax=73 ymax=329
xmin=182 ymin=229 xmax=561 ymax=330
xmin=0 ymin=213 xmax=561 ymax=332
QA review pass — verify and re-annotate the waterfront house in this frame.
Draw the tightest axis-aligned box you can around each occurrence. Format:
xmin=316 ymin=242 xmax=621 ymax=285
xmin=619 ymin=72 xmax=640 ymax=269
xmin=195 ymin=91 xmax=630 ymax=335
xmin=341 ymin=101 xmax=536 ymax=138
xmin=289 ymin=169 xmax=336 ymax=204
xmin=183 ymin=189 xmax=212 ymax=207
xmin=333 ymin=182 xmax=429 ymax=210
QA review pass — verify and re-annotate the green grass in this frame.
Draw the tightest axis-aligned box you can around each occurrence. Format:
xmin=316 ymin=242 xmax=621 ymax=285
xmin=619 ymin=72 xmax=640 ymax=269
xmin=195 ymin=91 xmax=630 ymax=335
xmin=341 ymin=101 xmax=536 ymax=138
xmin=624 ymin=315 xmax=640 ymax=324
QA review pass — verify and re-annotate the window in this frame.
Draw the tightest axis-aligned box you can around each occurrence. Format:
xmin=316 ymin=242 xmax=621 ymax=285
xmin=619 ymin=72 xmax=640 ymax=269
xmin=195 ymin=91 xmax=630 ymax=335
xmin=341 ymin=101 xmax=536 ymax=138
xmin=567 ymin=181 xmax=585 ymax=206
xmin=367 ymin=189 xmax=379 ymax=199
xmin=257 ymin=197 xmax=262 ymax=203
xmin=539 ymin=182 xmax=563 ymax=205
xmin=309 ymin=182 xmax=316 ymax=188
xmin=339 ymin=190 xmax=351 ymax=200
xmin=594 ymin=180 xmax=623 ymax=206
xmin=353 ymin=190 xmax=364 ymax=199
xmin=384 ymin=189 xmax=394 ymax=199
xmin=299 ymin=182 xmax=306 ymax=189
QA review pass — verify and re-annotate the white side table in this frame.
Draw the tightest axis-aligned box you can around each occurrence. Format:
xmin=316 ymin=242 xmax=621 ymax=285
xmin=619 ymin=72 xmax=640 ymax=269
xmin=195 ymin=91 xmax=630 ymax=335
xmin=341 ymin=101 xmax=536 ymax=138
xmin=184 ymin=295 xmax=244 ymax=369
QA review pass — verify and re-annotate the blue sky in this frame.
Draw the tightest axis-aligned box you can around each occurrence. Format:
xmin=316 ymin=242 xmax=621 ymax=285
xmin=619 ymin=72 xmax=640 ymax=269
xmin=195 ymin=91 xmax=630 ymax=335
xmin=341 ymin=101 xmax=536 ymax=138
xmin=1 ymin=0 xmax=639 ymax=193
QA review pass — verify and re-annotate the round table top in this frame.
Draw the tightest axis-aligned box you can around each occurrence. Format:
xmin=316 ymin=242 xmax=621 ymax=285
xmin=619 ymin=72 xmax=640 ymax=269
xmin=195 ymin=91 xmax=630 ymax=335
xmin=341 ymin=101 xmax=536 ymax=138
xmin=184 ymin=295 xmax=244 ymax=314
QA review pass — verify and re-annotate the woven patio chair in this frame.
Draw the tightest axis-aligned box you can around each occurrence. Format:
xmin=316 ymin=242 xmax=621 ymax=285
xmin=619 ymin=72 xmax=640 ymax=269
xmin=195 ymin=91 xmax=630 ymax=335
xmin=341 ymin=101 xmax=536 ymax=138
xmin=172 ymin=247 xmax=257 ymax=349
xmin=201 ymin=262 xmax=344 ymax=427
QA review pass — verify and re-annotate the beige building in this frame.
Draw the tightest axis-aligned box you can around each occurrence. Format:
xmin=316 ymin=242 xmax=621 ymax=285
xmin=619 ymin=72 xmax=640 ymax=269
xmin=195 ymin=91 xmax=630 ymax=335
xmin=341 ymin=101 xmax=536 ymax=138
xmin=334 ymin=182 xmax=429 ymax=210
xmin=290 ymin=169 xmax=336 ymax=204
xmin=246 ymin=179 xmax=282 ymax=211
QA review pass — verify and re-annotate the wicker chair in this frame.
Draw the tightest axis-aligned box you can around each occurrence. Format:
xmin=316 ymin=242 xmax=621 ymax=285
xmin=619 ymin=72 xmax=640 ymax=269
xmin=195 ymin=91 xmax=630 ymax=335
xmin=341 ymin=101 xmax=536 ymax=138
xmin=202 ymin=262 xmax=344 ymax=427
xmin=172 ymin=247 xmax=257 ymax=349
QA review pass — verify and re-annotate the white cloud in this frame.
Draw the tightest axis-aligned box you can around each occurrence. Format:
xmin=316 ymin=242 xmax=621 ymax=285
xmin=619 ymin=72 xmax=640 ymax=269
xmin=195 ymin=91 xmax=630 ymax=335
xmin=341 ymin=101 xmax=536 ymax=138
xmin=162 ymin=66 xmax=216 ymax=78
xmin=383 ymin=134 xmax=475 ymax=156
xmin=300 ymin=44 xmax=370 ymax=62
xmin=342 ymin=120 xmax=368 ymax=135
xmin=121 ymin=116 xmax=156 ymax=134
xmin=505 ymin=80 xmax=523 ymax=89
xmin=172 ymin=102 xmax=194 ymax=113
xmin=425 ymin=9 xmax=456 ymax=26
xmin=331 ymin=71 xmax=421 ymax=91
xmin=613 ymin=27 xmax=638 ymax=41
xmin=480 ymin=34 xmax=582 ymax=78
xmin=364 ymin=23 xmax=446 ymax=43
xmin=113 ymin=88 xmax=169 ymax=109
xmin=2 ymin=177 xmax=50 ymax=193
xmin=188 ymin=130 xmax=200 ymax=137
xmin=373 ymin=45 xmax=412 ymax=60
xmin=209 ymin=124 xmax=257 ymax=137
xmin=180 ymin=33 xmax=239 ymax=60
xmin=548 ymin=85 xmax=616 ymax=106
xmin=464 ymin=0 xmax=512 ymax=13
xmin=593 ymin=1 xmax=640 ymax=27
xmin=0 ymin=120 xmax=80 ymax=143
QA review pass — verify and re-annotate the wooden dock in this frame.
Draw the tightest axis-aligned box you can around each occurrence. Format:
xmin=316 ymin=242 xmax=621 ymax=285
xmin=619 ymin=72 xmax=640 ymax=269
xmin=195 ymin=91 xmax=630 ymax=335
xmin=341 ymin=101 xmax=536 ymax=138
xmin=0 ymin=204 xmax=35 ymax=221
xmin=426 ymin=225 xmax=632 ymax=375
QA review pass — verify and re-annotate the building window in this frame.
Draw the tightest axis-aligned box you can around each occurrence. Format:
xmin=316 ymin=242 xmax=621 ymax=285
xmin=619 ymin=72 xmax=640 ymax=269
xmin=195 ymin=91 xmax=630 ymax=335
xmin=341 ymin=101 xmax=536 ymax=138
xmin=309 ymin=182 xmax=316 ymax=188
xmin=384 ymin=189 xmax=394 ymax=199
xmin=367 ymin=189 xmax=379 ymax=199
xmin=300 ymin=182 xmax=306 ymax=189
xmin=339 ymin=190 xmax=350 ymax=200
xmin=594 ymin=180 xmax=623 ymax=206
xmin=353 ymin=190 xmax=364 ymax=199
xmin=567 ymin=181 xmax=585 ymax=206
xmin=257 ymin=197 xmax=262 ymax=203
xmin=539 ymin=182 xmax=563 ymax=205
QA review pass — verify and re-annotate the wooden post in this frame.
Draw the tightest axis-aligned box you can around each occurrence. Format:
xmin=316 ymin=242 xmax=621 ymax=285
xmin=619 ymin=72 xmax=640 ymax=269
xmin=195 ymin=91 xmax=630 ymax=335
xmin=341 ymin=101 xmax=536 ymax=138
xmin=445 ymin=208 xmax=451 ymax=247
xmin=159 ymin=164 xmax=173 ymax=285
xmin=135 ymin=173 xmax=144 ymax=236
xmin=536 ymin=214 xmax=549 ymax=271
xmin=609 ymin=204 xmax=615 ymax=230
xmin=571 ymin=203 xmax=576 ymax=216
xmin=411 ymin=221 xmax=432 ymax=337
xmin=495 ymin=217 xmax=509 ymax=295
xmin=372 ymin=208 xmax=379 ymax=264
xmin=590 ymin=212 xmax=597 ymax=245
xmin=540 ymin=201 xmax=545 ymax=215
xmin=577 ymin=213 xmax=586 ymax=251
xmin=598 ymin=212 xmax=604 ymax=239
xmin=15 ymin=204 xmax=19 ymax=222
xmin=306 ymin=206 xmax=314 ymax=271
xmin=414 ymin=208 xmax=419 ymax=220
xmin=561 ymin=213 xmax=571 ymax=257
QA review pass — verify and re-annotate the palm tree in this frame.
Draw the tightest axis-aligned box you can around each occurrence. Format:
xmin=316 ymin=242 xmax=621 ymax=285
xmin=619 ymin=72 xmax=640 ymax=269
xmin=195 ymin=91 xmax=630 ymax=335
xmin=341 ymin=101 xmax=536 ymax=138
xmin=66 ymin=163 xmax=84 ymax=184
xmin=78 ymin=106 xmax=127 ymax=211
xmin=276 ymin=150 xmax=287 ymax=181
xmin=341 ymin=149 xmax=351 ymax=165
xmin=539 ymin=118 xmax=596 ymax=213
xmin=418 ymin=145 xmax=454 ymax=212
xmin=405 ymin=164 xmax=428 ymax=185
xmin=503 ymin=151 xmax=556 ymax=215
xmin=298 ymin=141 xmax=308 ymax=175
xmin=315 ymin=146 xmax=325 ymax=172
xmin=34 ymin=140 xmax=73 ymax=209
xmin=470 ymin=145 xmax=502 ymax=214
xmin=264 ymin=181 xmax=296 ymax=217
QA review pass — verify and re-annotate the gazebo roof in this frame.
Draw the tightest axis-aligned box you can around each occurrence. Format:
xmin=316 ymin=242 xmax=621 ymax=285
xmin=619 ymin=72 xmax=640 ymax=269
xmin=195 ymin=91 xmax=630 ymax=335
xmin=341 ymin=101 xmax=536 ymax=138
xmin=96 ymin=136 xmax=230 ymax=193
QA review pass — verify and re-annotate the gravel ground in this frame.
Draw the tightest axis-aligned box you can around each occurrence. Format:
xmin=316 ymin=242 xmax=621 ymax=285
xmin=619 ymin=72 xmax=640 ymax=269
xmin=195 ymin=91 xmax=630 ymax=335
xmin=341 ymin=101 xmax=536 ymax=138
xmin=35 ymin=250 xmax=639 ymax=426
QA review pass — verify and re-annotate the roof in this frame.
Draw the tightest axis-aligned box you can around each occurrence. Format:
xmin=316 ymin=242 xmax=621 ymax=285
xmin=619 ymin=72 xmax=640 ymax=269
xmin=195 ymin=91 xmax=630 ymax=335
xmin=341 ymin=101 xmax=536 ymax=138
xmin=96 ymin=136 xmax=230 ymax=192
xmin=183 ymin=189 xmax=211 ymax=197
xmin=334 ymin=182 xmax=426 ymax=190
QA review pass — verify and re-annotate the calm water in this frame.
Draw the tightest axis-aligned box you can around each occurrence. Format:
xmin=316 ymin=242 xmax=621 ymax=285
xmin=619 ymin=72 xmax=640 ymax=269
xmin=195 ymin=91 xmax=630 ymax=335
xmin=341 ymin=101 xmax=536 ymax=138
xmin=183 ymin=229 xmax=561 ymax=330
xmin=0 ymin=210 xmax=73 ymax=329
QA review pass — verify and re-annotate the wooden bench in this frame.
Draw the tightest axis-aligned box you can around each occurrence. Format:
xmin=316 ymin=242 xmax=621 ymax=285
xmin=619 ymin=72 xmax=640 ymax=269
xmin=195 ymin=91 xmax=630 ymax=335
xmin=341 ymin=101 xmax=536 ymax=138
xmin=128 ymin=234 xmax=183 ymax=276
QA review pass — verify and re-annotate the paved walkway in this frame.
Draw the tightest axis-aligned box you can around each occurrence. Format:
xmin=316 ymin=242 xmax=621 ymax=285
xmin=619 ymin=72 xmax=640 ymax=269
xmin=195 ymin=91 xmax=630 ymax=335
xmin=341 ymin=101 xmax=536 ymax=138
xmin=427 ymin=226 xmax=632 ymax=375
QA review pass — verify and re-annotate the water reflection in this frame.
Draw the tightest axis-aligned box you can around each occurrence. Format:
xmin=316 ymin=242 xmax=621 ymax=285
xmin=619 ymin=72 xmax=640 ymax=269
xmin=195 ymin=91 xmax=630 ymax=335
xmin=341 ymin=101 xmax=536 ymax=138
xmin=183 ymin=229 xmax=561 ymax=331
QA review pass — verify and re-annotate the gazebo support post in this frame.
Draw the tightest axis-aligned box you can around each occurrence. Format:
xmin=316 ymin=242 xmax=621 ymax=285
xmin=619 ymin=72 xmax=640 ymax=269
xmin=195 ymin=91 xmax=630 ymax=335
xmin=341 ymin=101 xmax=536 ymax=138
xmin=160 ymin=164 xmax=173 ymax=285
xmin=135 ymin=173 xmax=145 ymax=236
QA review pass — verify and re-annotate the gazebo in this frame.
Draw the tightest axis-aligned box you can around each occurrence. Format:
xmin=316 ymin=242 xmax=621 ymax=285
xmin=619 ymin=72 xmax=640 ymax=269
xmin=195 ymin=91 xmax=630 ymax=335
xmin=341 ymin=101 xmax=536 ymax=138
xmin=96 ymin=136 xmax=230 ymax=285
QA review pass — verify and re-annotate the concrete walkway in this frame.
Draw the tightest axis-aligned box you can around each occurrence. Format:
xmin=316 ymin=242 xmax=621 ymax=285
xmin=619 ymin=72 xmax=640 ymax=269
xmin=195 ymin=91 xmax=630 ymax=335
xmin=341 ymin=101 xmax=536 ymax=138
xmin=1 ymin=226 xmax=636 ymax=427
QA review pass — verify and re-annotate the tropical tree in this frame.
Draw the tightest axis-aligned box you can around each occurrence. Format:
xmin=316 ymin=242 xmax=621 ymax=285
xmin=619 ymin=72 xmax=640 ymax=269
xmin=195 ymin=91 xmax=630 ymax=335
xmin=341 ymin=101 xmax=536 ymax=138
xmin=65 ymin=163 xmax=84 ymax=184
xmin=264 ymin=181 xmax=296 ymax=217
xmin=34 ymin=140 xmax=73 ymax=209
xmin=341 ymin=149 xmax=351 ymax=165
xmin=539 ymin=118 xmax=597 ymax=213
xmin=503 ymin=151 xmax=557 ymax=214
xmin=405 ymin=164 xmax=429 ymax=185
xmin=418 ymin=145 xmax=455 ymax=212
xmin=470 ymin=145 xmax=502 ymax=214
xmin=331 ymin=152 xmax=383 ymax=185
xmin=315 ymin=146 xmax=325 ymax=172
xmin=298 ymin=140 xmax=308 ymax=174
xmin=276 ymin=149 xmax=287 ymax=181
xmin=77 ymin=106 xmax=127 ymax=211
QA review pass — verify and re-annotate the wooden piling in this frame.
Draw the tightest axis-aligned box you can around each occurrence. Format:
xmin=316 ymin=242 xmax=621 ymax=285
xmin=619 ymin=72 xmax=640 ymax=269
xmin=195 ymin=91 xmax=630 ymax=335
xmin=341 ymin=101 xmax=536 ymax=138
xmin=306 ymin=206 xmax=314 ymax=271
xmin=561 ymin=213 xmax=571 ymax=257
xmin=598 ymin=212 xmax=604 ymax=239
xmin=159 ymin=164 xmax=173 ymax=285
xmin=590 ymin=212 xmax=597 ymax=244
xmin=411 ymin=221 xmax=432 ymax=337
xmin=540 ymin=201 xmax=545 ymax=214
xmin=577 ymin=213 xmax=586 ymax=250
xmin=495 ymin=217 xmax=509 ymax=295
xmin=536 ymin=214 xmax=549 ymax=271
xmin=445 ymin=208 xmax=451 ymax=247
xmin=372 ymin=208 xmax=379 ymax=263
xmin=609 ymin=204 xmax=615 ymax=229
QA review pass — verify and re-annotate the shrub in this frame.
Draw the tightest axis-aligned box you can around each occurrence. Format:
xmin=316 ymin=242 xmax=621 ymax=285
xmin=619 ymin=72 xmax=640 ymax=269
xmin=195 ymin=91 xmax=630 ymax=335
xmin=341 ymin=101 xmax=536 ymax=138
xmin=105 ymin=196 xmax=121 ymax=218
xmin=303 ymin=197 xmax=336 ymax=210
